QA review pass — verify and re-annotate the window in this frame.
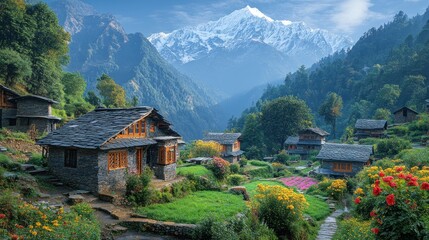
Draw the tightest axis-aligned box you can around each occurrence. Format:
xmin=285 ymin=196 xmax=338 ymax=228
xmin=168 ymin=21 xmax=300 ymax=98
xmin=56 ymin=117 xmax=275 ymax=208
xmin=150 ymin=122 xmax=156 ymax=133
xmin=332 ymin=162 xmax=352 ymax=172
xmin=64 ymin=149 xmax=77 ymax=168
xmin=158 ymin=146 xmax=176 ymax=165
xmin=233 ymin=141 xmax=240 ymax=151
xmin=117 ymin=119 xmax=146 ymax=138
xmin=108 ymin=151 xmax=128 ymax=170
xmin=8 ymin=119 xmax=16 ymax=126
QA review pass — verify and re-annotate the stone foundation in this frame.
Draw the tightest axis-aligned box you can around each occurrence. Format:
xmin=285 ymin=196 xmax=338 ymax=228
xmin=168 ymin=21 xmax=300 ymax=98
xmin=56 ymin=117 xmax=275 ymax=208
xmin=123 ymin=218 xmax=196 ymax=238
xmin=154 ymin=163 xmax=176 ymax=180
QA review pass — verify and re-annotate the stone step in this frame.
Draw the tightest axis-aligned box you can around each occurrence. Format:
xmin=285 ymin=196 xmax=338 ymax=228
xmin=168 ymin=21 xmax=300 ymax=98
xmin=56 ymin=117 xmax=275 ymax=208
xmin=20 ymin=164 xmax=37 ymax=171
xmin=27 ymin=169 xmax=48 ymax=175
xmin=52 ymin=182 xmax=64 ymax=186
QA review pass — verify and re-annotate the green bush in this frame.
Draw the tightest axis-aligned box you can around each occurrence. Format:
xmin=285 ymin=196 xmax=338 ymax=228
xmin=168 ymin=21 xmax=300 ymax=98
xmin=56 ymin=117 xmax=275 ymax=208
xmin=397 ymin=148 xmax=429 ymax=168
xmin=376 ymin=137 xmax=412 ymax=158
xmin=28 ymin=153 xmax=45 ymax=167
xmin=71 ymin=202 xmax=96 ymax=221
xmin=388 ymin=125 xmax=409 ymax=136
xmin=372 ymin=158 xmax=396 ymax=169
xmin=125 ymin=167 xmax=153 ymax=206
xmin=185 ymin=174 xmax=221 ymax=191
xmin=239 ymin=159 xmax=248 ymax=167
xmin=249 ymin=160 xmax=270 ymax=167
xmin=358 ymin=138 xmax=380 ymax=145
xmin=247 ymin=166 xmax=273 ymax=179
xmin=0 ymin=153 xmax=20 ymax=171
xmin=227 ymin=174 xmax=246 ymax=186
xmin=230 ymin=164 xmax=240 ymax=174
xmin=333 ymin=217 xmax=374 ymax=240
xmin=209 ymin=157 xmax=231 ymax=180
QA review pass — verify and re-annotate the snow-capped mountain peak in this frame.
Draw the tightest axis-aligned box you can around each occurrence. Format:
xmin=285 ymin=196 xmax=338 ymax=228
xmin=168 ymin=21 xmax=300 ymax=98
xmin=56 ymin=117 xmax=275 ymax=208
xmin=240 ymin=5 xmax=274 ymax=22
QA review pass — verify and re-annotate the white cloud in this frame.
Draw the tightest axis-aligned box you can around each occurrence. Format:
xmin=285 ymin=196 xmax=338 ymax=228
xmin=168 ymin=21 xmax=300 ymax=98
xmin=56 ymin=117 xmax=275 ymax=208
xmin=331 ymin=0 xmax=372 ymax=32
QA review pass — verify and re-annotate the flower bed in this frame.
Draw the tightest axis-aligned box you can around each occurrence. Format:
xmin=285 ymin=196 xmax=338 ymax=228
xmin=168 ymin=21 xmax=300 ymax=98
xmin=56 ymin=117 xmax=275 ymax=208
xmin=280 ymin=176 xmax=318 ymax=190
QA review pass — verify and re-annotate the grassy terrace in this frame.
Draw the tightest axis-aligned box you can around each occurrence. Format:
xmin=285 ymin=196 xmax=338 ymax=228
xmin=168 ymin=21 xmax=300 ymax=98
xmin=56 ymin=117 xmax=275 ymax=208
xmin=176 ymin=165 xmax=214 ymax=178
xmin=136 ymin=191 xmax=246 ymax=224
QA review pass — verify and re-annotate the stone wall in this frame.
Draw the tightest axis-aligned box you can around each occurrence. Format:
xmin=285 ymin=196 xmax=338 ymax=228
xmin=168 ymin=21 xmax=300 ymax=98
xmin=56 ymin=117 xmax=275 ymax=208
xmin=98 ymin=148 xmax=138 ymax=195
xmin=48 ymin=147 xmax=99 ymax=193
xmin=1 ymin=108 xmax=17 ymax=128
xmin=154 ymin=163 xmax=176 ymax=180
xmin=394 ymin=111 xmax=418 ymax=124
xmin=16 ymin=99 xmax=50 ymax=116
xmin=123 ymin=218 xmax=196 ymax=238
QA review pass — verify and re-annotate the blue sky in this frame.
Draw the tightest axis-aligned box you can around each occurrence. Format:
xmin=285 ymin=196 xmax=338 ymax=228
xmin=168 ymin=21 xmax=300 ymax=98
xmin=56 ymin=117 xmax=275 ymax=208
xmin=85 ymin=0 xmax=428 ymax=40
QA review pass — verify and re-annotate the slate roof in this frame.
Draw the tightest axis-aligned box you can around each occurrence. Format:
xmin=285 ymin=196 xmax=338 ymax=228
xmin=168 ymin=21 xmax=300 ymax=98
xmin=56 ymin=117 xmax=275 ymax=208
xmin=284 ymin=136 xmax=299 ymax=145
xmin=11 ymin=95 xmax=59 ymax=104
xmin=299 ymin=127 xmax=330 ymax=136
xmin=393 ymin=106 xmax=419 ymax=115
xmin=225 ymin=150 xmax=244 ymax=157
xmin=355 ymin=119 xmax=387 ymax=130
xmin=16 ymin=115 xmax=61 ymax=121
xmin=0 ymin=85 xmax=21 ymax=97
xmin=203 ymin=132 xmax=241 ymax=144
xmin=37 ymin=107 xmax=180 ymax=149
xmin=100 ymin=138 xmax=157 ymax=150
xmin=316 ymin=143 xmax=373 ymax=162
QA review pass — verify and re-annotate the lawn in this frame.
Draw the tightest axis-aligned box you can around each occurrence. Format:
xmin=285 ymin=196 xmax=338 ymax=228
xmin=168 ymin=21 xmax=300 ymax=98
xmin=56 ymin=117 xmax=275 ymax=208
xmin=243 ymin=180 xmax=330 ymax=221
xmin=136 ymin=191 xmax=246 ymax=224
xmin=176 ymin=165 xmax=214 ymax=178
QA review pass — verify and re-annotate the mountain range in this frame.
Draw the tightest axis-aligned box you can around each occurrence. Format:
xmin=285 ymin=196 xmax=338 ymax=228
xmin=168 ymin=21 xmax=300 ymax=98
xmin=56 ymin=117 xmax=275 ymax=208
xmin=46 ymin=0 xmax=221 ymax=140
xmin=149 ymin=6 xmax=353 ymax=96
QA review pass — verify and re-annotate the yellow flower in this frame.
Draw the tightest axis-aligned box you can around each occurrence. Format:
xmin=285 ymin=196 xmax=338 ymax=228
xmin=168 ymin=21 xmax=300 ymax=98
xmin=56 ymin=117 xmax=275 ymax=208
xmin=31 ymin=231 xmax=38 ymax=236
xmin=287 ymin=205 xmax=294 ymax=210
xmin=42 ymin=225 xmax=53 ymax=232
xmin=29 ymin=225 xmax=33 ymax=229
xmin=35 ymin=222 xmax=41 ymax=227
xmin=354 ymin=188 xmax=364 ymax=195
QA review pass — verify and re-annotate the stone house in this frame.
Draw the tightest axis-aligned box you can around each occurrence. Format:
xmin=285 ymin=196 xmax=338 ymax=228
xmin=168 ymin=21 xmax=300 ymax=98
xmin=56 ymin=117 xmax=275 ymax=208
xmin=203 ymin=132 xmax=244 ymax=163
xmin=0 ymin=85 xmax=60 ymax=133
xmin=354 ymin=119 xmax=387 ymax=140
xmin=284 ymin=127 xmax=329 ymax=159
xmin=393 ymin=107 xmax=418 ymax=124
xmin=316 ymin=143 xmax=373 ymax=177
xmin=37 ymin=107 xmax=181 ymax=195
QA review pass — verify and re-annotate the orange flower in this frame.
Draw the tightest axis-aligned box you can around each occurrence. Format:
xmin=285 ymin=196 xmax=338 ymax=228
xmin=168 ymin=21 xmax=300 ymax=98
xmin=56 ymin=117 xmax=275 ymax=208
xmin=386 ymin=194 xmax=395 ymax=206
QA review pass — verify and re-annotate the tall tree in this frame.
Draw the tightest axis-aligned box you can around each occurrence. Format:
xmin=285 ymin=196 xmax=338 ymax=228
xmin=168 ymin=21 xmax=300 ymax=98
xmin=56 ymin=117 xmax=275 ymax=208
xmin=61 ymin=72 xmax=86 ymax=102
xmin=319 ymin=92 xmax=343 ymax=139
xmin=241 ymin=112 xmax=264 ymax=158
xmin=0 ymin=48 xmax=31 ymax=86
xmin=261 ymin=96 xmax=313 ymax=153
xmin=96 ymin=74 xmax=127 ymax=108
xmin=376 ymin=84 xmax=401 ymax=109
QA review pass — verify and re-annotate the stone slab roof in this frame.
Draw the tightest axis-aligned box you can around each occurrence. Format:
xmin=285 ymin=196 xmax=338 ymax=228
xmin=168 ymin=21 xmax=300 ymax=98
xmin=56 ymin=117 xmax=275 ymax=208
xmin=299 ymin=127 xmax=329 ymax=136
xmin=203 ymin=132 xmax=241 ymax=144
xmin=16 ymin=115 xmax=61 ymax=121
xmin=284 ymin=136 xmax=299 ymax=145
xmin=100 ymin=138 xmax=157 ymax=150
xmin=225 ymin=150 xmax=244 ymax=157
xmin=37 ymin=107 xmax=180 ymax=149
xmin=316 ymin=143 xmax=373 ymax=162
xmin=393 ymin=106 xmax=419 ymax=115
xmin=11 ymin=95 xmax=59 ymax=104
xmin=355 ymin=119 xmax=387 ymax=130
xmin=0 ymin=85 xmax=21 ymax=97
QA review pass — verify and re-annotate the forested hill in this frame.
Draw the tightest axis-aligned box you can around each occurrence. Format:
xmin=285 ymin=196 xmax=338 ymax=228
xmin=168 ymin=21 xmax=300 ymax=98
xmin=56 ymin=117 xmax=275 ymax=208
xmin=46 ymin=0 xmax=221 ymax=140
xmin=230 ymin=8 xmax=429 ymax=139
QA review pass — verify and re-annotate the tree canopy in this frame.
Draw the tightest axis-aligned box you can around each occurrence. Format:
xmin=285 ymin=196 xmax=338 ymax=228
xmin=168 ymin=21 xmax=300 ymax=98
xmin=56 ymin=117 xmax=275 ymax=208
xmin=96 ymin=74 xmax=127 ymax=108
xmin=319 ymin=92 xmax=343 ymax=139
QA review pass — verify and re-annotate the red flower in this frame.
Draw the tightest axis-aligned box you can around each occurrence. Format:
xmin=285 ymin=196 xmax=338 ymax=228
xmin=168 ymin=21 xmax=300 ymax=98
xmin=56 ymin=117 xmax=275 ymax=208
xmin=407 ymin=181 xmax=418 ymax=186
xmin=375 ymin=179 xmax=380 ymax=186
xmin=14 ymin=224 xmax=23 ymax=229
xmin=370 ymin=211 xmax=377 ymax=217
xmin=354 ymin=197 xmax=361 ymax=204
xmin=11 ymin=235 xmax=18 ymax=240
xmin=373 ymin=186 xmax=382 ymax=196
xmin=386 ymin=194 xmax=395 ymax=206
xmin=389 ymin=181 xmax=397 ymax=188
xmin=398 ymin=172 xmax=406 ymax=179
xmin=405 ymin=174 xmax=413 ymax=181
xmin=371 ymin=228 xmax=380 ymax=234
xmin=0 ymin=213 xmax=5 ymax=219
xmin=411 ymin=177 xmax=418 ymax=182
xmin=377 ymin=218 xmax=383 ymax=225
xmin=421 ymin=182 xmax=429 ymax=190
xmin=379 ymin=171 xmax=385 ymax=177
xmin=395 ymin=166 xmax=403 ymax=172
xmin=382 ymin=176 xmax=394 ymax=183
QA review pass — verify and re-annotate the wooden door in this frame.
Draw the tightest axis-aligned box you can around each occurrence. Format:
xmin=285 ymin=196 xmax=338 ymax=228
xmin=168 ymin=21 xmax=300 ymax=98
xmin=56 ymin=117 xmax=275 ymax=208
xmin=136 ymin=148 xmax=143 ymax=175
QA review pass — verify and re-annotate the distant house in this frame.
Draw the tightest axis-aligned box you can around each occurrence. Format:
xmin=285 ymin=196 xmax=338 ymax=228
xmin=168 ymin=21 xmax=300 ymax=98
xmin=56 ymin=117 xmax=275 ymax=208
xmin=203 ymin=132 xmax=243 ymax=163
xmin=393 ymin=107 xmax=418 ymax=124
xmin=37 ymin=107 xmax=181 ymax=195
xmin=0 ymin=85 xmax=60 ymax=133
xmin=284 ymin=127 xmax=329 ymax=159
xmin=316 ymin=143 xmax=373 ymax=177
xmin=354 ymin=119 xmax=387 ymax=140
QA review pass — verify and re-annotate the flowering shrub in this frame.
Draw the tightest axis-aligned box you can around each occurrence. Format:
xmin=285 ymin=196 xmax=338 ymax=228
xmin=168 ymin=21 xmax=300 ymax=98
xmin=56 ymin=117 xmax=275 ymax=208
xmin=353 ymin=165 xmax=429 ymax=239
xmin=126 ymin=166 xmax=154 ymax=206
xmin=252 ymin=184 xmax=309 ymax=237
xmin=327 ymin=179 xmax=347 ymax=200
xmin=0 ymin=192 xmax=100 ymax=239
xmin=209 ymin=157 xmax=231 ymax=180
xmin=280 ymin=176 xmax=318 ymax=190
xmin=334 ymin=217 xmax=374 ymax=240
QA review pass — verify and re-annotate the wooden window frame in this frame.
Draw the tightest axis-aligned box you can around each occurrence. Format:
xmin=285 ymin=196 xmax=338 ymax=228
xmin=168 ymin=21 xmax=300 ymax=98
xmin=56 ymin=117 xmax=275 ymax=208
xmin=117 ymin=119 xmax=147 ymax=138
xmin=108 ymin=150 xmax=128 ymax=171
xmin=64 ymin=149 xmax=78 ymax=168
xmin=332 ymin=162 xmax=352 ymax=172
xmin=158 ymin=146 xmax=176 ymax=165
xmin=150 ymin=122 xmax=156 ymax=133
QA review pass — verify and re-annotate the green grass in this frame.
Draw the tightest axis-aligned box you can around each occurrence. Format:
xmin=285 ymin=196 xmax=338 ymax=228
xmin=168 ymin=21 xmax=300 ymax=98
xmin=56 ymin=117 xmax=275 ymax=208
xmin=136 ymin=191 xmax=246 ymax=224
xmin=177 ymin=165 xmax=214 ymax=178
xmin=248 ymin=160 xmax=270 ymax=167
xmin=243 ymin=180 xmax=330 ymax=221
xmin=304 ymin=195 xmax=330 ymax=221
